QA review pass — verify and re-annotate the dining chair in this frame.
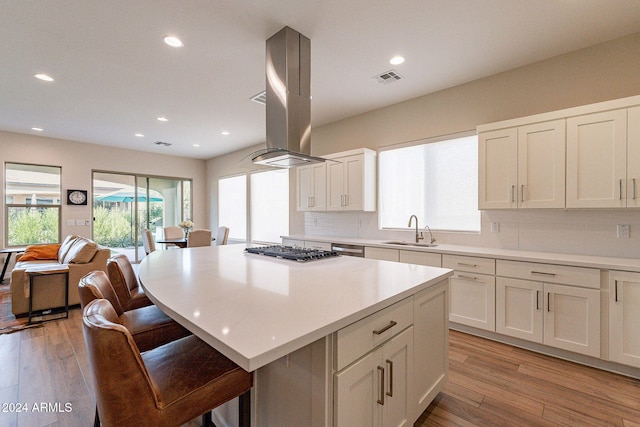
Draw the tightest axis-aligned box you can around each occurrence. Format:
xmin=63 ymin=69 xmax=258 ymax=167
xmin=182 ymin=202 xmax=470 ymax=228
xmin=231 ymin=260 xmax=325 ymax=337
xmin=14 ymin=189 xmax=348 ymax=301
xmin=141 ymin=228 xmax=156 ymax=255
xmin=78 ymin=270 xmax=190 ymax=352
xmin=106 ymin=254 xmax=152 ymax=311
xmin=82 ymin=298 xmax=252 ymax=427
xmin=215 ymin=226 xmax=229 ymax=246
xmin=163 ymin=226 xmax=184 ymax=249
xmin=187 ymin=229 xmax=212 ymax=247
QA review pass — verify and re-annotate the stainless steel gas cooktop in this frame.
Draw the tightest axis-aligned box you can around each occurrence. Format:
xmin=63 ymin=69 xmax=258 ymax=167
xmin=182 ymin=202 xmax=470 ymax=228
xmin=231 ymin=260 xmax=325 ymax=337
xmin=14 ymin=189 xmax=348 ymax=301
xmin=245 ymin=245 xmax=339 ymax=262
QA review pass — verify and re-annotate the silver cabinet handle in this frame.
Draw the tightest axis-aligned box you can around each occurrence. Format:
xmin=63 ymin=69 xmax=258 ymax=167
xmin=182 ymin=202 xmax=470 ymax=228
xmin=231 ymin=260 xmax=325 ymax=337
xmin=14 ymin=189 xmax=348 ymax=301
xmin=614 ymin=280 xmax=619 ymax=302
xmin=620 ymin=179 xmax=623 ymax=200
xmin=344 ymin=194 xmax=348 ymax=206
xmin=457 ymin=262 xmax=477 ymax=268
xmin=373 ymin=320 xmax=397 ymax=335
xmin=531 ymin=271 xmax=556 ymax=277
xmin=521 ymin=184 xmax=525 ymax=202
xmin=633 ymin=178 xmax=637 ymax=200
xmin=536 ymin=290 xmax=540 ymax=310
xmin=377 ymin=366 xmax=385 ymax=405
xmin=457 ymin=274 xmax=478 ymax=281
xmin=386 ymin=359 xmax=393 ymax=397
xmin=511 ymin=185 xmax=515 ymax=203
xmin=547 ymin=292 xmax=552 ymax=312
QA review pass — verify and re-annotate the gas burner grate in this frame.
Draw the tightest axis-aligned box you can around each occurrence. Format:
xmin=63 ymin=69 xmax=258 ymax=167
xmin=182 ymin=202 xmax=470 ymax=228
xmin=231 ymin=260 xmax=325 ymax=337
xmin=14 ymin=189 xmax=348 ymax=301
xmin=245 ymin=245 xmax=339 ymax=262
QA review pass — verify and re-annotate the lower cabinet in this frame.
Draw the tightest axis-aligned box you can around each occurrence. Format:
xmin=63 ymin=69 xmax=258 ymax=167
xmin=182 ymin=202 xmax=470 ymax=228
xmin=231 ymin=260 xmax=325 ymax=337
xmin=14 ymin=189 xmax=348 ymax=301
xmin=444 ymin=254 xmax=496 ymax=331
xmin=365 ymin=247 xmax=399 ymax=261
xmin=334 ymin=327 xmax=413 ymax=427
xmin=609 ymin=270 xmax=640 ymax=368
xmin=496 ymin=260 xmax=601 ymax=358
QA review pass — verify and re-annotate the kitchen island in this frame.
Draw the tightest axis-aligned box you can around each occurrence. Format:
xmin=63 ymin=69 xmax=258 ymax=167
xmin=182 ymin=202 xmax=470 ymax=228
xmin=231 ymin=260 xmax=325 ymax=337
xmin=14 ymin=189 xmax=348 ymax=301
xmin=138 ymin=244 xmax=452 ymax=426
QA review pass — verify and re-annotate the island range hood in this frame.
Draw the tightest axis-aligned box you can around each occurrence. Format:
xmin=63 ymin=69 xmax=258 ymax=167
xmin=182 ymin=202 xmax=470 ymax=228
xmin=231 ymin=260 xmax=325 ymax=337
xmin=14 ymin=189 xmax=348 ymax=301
xmin=251 ymin=26 xmax=327 ymax=168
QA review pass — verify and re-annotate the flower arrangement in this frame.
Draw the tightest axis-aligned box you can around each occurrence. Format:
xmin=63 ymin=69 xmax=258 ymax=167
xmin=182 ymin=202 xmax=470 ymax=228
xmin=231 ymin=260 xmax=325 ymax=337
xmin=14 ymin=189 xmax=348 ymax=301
xmin=178 ymin=220 xmax=194 ymax=229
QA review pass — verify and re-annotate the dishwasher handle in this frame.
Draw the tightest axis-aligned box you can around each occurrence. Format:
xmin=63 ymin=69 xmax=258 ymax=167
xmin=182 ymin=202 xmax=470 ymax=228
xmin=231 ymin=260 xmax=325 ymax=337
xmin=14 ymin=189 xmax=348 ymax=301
xmin=331 ymin=243 xmax=365 ymax=257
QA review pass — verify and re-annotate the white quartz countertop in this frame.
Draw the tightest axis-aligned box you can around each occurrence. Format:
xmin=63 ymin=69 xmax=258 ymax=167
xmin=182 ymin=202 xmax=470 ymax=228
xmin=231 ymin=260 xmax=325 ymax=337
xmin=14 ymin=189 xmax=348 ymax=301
xmin=283 ymin=235 xmax=640 ymax=272
xmin=138 ymin=244 xmax=452 ymax=371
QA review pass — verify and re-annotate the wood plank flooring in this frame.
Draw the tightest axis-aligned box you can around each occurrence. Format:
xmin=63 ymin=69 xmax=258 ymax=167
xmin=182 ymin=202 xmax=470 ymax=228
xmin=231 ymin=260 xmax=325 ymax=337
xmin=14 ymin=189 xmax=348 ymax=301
xmin=2 ymin=307 xmax=640 ymax=427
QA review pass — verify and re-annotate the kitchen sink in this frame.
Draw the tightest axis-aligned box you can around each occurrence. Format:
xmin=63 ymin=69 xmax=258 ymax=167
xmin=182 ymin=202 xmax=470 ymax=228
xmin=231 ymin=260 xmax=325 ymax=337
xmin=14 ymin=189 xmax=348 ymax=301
xmin=383 ymin=241 xmax=438 ymax=247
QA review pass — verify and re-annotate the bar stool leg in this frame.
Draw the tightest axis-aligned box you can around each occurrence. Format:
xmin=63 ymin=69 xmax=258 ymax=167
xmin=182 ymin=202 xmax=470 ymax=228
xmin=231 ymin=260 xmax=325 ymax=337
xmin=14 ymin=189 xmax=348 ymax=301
xmin=201 ymin=410 xmax=215 ymax=427
xmin=239 ymin=390 xmax=251 ymax=427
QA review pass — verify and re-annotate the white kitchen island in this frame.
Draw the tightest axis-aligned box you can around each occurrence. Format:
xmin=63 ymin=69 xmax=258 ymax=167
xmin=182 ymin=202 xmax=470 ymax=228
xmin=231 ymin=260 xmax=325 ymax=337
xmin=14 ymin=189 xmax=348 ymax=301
xmin=138 ymin=244 xmax=452 ymax=427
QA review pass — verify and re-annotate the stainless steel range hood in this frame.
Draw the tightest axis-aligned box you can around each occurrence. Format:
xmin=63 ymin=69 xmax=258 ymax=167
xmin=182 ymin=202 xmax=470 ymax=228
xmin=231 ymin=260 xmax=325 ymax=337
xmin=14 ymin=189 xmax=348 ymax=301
xmin=252 ymin=26 xmax=326 ymax=168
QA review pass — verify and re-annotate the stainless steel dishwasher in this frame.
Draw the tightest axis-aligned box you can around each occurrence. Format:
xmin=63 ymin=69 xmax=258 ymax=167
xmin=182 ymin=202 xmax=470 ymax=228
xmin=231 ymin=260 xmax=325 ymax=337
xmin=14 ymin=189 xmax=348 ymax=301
xmin=331 ymin=243 xmax=365 ymax=257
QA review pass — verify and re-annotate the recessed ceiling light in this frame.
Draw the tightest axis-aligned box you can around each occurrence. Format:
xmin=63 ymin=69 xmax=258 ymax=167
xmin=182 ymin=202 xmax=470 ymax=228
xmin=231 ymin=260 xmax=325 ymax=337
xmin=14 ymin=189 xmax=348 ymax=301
xmin=34 ymin=74 xmax=54 ymax=82
xmin=32 ymin=127 xmax=43 ymax=132
xmin=157 ymin=117 xmax=168 ymax=122
xmin=163 ymin=36 xmax=183 ymax=48
xmin=389 ymin=56 xmax=405 ymax=65
xmin=221 ymin=131 xmax=230 ymax=136
xmin=192 ymin=144 xmax=200 ymax=147
xmin=135 ymin=133 xmax=144 ymax=137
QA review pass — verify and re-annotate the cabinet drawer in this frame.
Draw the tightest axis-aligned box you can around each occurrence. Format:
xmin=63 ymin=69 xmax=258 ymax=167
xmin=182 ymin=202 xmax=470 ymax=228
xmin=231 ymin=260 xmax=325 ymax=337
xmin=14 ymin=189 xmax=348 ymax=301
xmin=496 ymin=260 xmax=600 ymax=289
xmin=399 ymin=250 xmax=441 ymax=267
xmin=335 ymin=297 xmax=413 ymax=370
xmin=443 ymin=254 xmax=495 ymax=275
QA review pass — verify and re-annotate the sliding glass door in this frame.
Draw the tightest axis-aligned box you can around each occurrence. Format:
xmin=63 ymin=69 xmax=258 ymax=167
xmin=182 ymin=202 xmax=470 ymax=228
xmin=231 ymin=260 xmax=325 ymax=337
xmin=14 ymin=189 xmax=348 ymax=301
xmin=92 ymin=171 xmax=192 ymax=262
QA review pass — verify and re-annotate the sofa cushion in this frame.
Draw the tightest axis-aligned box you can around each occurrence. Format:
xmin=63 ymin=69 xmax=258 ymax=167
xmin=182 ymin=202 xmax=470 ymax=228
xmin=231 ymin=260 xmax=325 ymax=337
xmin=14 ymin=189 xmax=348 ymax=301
xmin=19 ymin=244 xmax=61 ymax=261
xmin=63 ymin=237 xmax=99 ymax=264
xmin=58 ymin=234 xmax=78 ymax=263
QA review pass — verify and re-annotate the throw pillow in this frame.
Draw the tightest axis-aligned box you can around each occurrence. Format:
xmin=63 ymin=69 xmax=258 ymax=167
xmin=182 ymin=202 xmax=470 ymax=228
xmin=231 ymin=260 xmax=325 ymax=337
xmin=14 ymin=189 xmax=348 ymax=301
xmin=18 ymin=244 xmax=61 ymax=261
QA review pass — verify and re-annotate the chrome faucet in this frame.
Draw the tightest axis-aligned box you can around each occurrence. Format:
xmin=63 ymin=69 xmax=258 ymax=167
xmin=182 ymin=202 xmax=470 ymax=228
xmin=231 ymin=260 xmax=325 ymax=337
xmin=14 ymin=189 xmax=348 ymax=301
xmin=424 ymin=225 xmax=436 ymax=244
xmin=408 ymin=215 xmax=424 ymax=243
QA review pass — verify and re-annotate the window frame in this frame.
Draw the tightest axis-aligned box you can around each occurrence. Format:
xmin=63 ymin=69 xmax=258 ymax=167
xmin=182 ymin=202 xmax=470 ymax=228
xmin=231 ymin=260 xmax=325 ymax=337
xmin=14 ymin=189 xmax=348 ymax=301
xmin=5 ymin=162 xmax=62 ymax=247
xmin=377 ymin=131 xmax=480 ymax=233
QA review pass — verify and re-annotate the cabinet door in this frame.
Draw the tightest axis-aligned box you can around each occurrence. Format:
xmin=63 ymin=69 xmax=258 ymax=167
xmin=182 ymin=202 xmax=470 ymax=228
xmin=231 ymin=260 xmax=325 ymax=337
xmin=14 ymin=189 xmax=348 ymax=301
xmin=381 ymin=327 xmax=414 ymax=427
xmin=544 ymin=283 xmax=600 ymax=357
xmin=449 ymin=272 xmax=496 ymax=331
xmin=327 ymin=158 xmax=345 ymax=210
xmin=628 ymin=106 xmax=640 ymax=207
xmin=343 ymin=155 xmax=364 ymax=210
xmin=609 ymin=271 xmax=640 ymax=368
xmin=296 ymin=165 xmax=313 ymax=211
xmin=496 ymin=277 xmax=543 ymax=343
xmin=478 ymin=128 xmax=517 ymax=209
xmin=334 ymin=349 xmax=382 ymax=427
xmin=517 ymin=120 xmax=566 ymax=208
xmin=566 ymin=109 xmax=627 ymax=208
xmin=413 ymin=281 xmax=448 ymax=418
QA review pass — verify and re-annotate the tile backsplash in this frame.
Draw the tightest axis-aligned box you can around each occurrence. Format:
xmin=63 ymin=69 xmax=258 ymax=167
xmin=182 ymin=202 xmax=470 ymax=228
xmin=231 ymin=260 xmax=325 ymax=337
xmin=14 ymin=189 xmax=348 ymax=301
xmin=301 ymin=209 xmax=640 ymax=259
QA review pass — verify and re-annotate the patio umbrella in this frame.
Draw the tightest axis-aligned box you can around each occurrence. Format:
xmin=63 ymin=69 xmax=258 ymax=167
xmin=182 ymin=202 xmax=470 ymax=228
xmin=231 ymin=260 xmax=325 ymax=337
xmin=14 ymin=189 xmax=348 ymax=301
xmin=96 ymin=191 xmax=163 ymax=203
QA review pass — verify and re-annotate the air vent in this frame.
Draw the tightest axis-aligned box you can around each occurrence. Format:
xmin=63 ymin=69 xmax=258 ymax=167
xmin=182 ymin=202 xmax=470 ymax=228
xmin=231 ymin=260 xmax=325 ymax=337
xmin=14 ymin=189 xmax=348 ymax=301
xmin=250 ymin=90 xmax=266 ymax=105
xmin=372 ymin=70 xmax=403 ymax=84
xmin=154 ymin=141 xmax=172 ymax=147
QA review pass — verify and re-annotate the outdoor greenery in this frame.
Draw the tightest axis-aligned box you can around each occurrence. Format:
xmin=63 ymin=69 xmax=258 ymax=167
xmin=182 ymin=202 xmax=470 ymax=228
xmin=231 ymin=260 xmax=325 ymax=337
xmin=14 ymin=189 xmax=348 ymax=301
xmin=7 ymin=207 xmax=59 ymax=246
xmin=93 ymin=204 xmax=164 ymax=247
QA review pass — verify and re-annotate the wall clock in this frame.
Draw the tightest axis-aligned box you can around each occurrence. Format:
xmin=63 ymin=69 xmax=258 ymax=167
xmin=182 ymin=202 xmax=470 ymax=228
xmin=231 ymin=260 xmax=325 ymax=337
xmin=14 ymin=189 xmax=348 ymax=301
xmin=67 ymin=189 xmax=88 ymax=205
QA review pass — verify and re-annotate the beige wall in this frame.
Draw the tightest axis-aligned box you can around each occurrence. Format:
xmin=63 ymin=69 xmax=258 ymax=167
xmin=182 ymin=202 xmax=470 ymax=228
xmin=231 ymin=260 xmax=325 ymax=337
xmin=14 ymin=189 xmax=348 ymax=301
xmin=1 ymin=131 xmax=207 ymax=247
xmin=206 ymin=31 xmax=640 ymax=257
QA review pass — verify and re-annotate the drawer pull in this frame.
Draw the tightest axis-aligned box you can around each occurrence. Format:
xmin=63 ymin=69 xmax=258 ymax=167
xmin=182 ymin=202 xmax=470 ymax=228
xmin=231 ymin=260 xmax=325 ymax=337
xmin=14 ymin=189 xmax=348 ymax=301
xmin=377 ymin=366 xmax=385 ymax=405
xmin=373 ymin=320 xmax=397 ymax=335
xmin=536 ymin=290 xmax=540 ymax=310
xmin=386 ymin=359 xmax=394 ymax=397
xmin=531 ymin=271 xmax=556 ymax=277
xmin=457 ymin=262 xmax=478 ymax=268
xmin=620 ymin=179 xmax=623 ymax=200
xmin=457 ymin=274 xmax=478 ymax=282
xmin=547 ymin=292 xmax=552 ymax=312
xmin=511 ymin=184 xmax=515 ymax=203
xmin=615 ymin=280 xmax=619 ymax=302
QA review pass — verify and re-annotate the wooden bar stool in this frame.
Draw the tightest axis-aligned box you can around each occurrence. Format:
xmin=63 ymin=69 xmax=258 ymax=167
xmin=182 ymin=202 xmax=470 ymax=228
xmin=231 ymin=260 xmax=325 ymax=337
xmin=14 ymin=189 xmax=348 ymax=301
xmin=82 ymin=298 xmax=253 ymax=427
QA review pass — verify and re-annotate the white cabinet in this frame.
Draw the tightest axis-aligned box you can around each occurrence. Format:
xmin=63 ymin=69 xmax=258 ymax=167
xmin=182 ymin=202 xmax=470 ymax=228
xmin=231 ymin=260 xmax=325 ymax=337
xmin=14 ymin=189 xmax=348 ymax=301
xmin=412 ymin=281 xmax=448 ymax=417
xmin=478 ymin=119 xmax=565 ymax=209
xmin=296 ymin=163 xmax=326 ymax=211
xmin=566 ymin=109 xmax=628 ymax=208
xmin=609 ymin=271 xmax=640 ymax=368
xmin=627 ymin=106 xmax=640 ymax=207
xmin=496 ymin=260 xmax=601 ymax=358
xmin=326 ymin=149 xmax=376 ymax=211
xmin=444 ymin=254 xmax=496 ymax=331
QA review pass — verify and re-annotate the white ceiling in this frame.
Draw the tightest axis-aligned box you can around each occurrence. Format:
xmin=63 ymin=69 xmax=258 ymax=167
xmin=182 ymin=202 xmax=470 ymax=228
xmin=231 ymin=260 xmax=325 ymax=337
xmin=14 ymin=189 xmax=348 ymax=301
xmin=2 ymin=0 xmax=640 ymax=160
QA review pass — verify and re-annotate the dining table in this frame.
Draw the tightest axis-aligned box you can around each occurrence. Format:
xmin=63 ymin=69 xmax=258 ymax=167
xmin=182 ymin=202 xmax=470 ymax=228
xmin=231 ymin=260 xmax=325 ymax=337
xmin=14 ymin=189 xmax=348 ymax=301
xmin=155 ymin=237 xmax=188 ymax=248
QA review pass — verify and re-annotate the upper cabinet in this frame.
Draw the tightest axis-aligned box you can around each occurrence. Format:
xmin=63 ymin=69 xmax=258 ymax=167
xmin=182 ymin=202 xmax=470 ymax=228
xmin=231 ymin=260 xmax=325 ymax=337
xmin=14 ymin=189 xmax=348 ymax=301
xmin=566 ymin=109 xmax=627 ymax=208
xmin=296 ymin=148 xmax=377 ymax=212
xmin=296 ymin=162 xmax=326 ymax=211
xmin=479 ymin=120 xmax=565 ymax=209
xmin=478 ymin=95 xmax=640 ymax=210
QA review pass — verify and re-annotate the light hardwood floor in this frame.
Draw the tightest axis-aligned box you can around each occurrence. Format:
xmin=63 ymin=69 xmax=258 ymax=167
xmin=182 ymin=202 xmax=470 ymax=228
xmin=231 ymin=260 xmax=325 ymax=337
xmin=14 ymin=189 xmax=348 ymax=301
xmin=2 ymin=308 xmax=640 ymax=426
